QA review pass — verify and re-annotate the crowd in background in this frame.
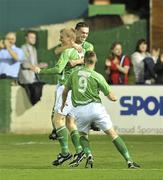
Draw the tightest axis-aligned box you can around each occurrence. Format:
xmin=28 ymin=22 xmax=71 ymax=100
xmin=105 ymin=39 xmax=163 ymax=85
xmin=0 ymin=31 xmax=163 ymax=105
xmin=0 ymin=31 xmax=46 ymax=105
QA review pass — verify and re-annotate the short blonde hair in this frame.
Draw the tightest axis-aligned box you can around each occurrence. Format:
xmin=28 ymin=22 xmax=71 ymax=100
xmin=60 ymin=28 xmax=76 ymax=41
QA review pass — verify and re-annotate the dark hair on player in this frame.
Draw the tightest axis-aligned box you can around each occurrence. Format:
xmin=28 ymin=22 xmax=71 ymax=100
xmin=75 ymin=22 xmax=89 ymax=30
xmin=84 ymin=51 xmax=97 ymax=64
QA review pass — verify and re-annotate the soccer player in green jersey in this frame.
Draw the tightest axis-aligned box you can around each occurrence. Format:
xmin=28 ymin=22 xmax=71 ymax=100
xmin=41 ymin=28 xmax=85 ymax=166
xmin=49 ymin=22 xmax=99 ymax=141
xmin=61 ymin=51 xmax=140 ymax=168
xmin=74 ymin=22 xmax=100 ymax=131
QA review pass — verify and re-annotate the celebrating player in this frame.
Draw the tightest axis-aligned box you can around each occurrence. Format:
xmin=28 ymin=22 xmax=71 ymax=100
xmin=49 ymin=22 xmax=99 ymax=142
xmin=41 ymin=28 xmax=85 ymax=166
xmin=61 ymin=51 xmax=140 ymax=168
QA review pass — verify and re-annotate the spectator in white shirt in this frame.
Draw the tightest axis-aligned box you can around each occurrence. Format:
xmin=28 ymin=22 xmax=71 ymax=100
xmin=0 ymin=32 xmax=24 ymax=79
xmin=131 ymin=39 xmax=159 ymax=84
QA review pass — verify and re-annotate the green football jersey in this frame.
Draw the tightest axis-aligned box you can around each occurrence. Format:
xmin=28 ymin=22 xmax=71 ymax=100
xmin=82 ymin=41 xmax=94 ymax=51
xmin=66 ymin=66 xmax=111 ymax=107
xmin=41 ymin=41 xmax=94 ymax=84
xmin=41 ymin=48 xmax=84 ymax=84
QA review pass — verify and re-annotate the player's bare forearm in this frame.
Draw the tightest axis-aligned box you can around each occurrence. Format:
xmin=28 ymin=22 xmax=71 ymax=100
xmin=107 ymin=91 xmax=118 ymax=101
xmin=68 ymin=59 xmax=84 ymax=67
xmin=55 ymin=45 xmax=70 ymax=55
xmin=61 ymin=87 xmax=69 ymax=112
xmin=40 ymin=65 xmax=62 ymax=74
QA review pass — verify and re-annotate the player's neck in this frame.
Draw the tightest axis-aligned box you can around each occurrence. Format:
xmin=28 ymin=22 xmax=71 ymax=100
xmin=76 ymin=39 xmax=83 ymax=45
xmin=85 ymin=64 xmax=95 ymax=70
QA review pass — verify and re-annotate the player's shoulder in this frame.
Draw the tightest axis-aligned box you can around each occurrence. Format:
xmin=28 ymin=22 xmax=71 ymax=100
xmin=91 ymin=70 xmax=104 ymax=80
xmin=69 ymin=68 xmax=80 ymax=78
xmin=83 ymin=41 xmax=93 ymax=46
xmin=63 ymin=48 xmax=77 ymax=56
xmin=64 ymin=47 xmax=74 ymax=53
xmin=83 ymin=41 xmax=94 ymax=50
xmin=65 ymin=47 xmax=78 ymax=54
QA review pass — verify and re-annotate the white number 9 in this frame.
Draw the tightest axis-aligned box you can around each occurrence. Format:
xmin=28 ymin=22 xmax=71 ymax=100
xmin=78 ymin=76 xmax=87 ymax=93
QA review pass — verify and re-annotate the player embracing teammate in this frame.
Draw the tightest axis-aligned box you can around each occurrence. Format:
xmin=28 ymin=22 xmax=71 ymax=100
xmin=41 ymin=22 xmax=140 ymax=169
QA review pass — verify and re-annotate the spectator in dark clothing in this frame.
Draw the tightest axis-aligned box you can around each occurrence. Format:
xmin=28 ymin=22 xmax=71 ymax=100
xmin=154 ymin=53 xmax=163 ymax=84
xmin=143 ymin=57 xmax=156 ymax=84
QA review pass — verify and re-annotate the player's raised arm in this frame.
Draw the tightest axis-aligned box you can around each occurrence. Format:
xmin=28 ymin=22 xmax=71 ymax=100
xmin=55 ymin=44 xmax=71 ymax=55
xmin=97 ymin=73 xmax=117 ymax=102
xmin=40 ymin=49 xmax=70 ymax=74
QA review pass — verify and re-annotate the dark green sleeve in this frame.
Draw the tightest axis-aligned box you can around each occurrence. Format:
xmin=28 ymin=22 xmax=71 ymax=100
xmin=41 ymin=49 xmax=70 ymax=74
xmin=65 ymin=73 xmax=72 ymax=90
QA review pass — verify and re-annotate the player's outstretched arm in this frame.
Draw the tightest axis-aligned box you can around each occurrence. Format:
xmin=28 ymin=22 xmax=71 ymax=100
xmin=68 ymin=58 xmax=84 ymax=67
xmin=107 ymin=91 xmax=118 ymax=101
xmin=54 ymin=44 xmax=71 ymax=55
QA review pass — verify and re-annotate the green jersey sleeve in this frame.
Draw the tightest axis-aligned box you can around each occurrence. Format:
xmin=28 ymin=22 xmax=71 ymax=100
xmin=83 ymin=41 xmax=94 ymax=52
xmin=41 ymin=49 xmax=70 ymax=74
xmin=97 ymin=74 xmax=111 ymax=96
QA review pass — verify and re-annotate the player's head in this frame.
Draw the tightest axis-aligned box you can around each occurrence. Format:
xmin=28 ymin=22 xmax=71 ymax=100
xmin=111 ymin=42 xmax=123 ymax=57
xmin=75 ymin=22 xmax=89 ymax=44
xmin=5 ymin=32 xmax=16 ymax=45
xmin=25 ymin=30 xmax=37 ymax=45
xmin=84 ymin=51 xmax=97 ymax=65
xmin=59 ymin=28 xmax=76 ymax=45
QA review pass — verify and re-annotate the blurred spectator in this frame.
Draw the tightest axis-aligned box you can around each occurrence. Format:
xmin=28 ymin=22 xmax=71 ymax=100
xmin=131 ymin=39 xmax=159 ymax=84
xmin=0 ymin=32 xmax=24 ymax=79
xmin=154 ymin=53 xmax=163 ymax=84
xmin=131 ymin=39 xmax=150 ymax=84
xmin=105 ymin=42 xmax=130 ymax=84
xmin=143 ymin=57 xmax=156 ymax=84
xmin=18 ymin=30 xmax=47 ymax=105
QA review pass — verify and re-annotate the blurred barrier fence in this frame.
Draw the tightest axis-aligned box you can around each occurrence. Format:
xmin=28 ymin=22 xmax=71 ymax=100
xmin=10 ymin=85 xmax=54 ymax=134
xmin=7 ymin=85 xmax=163 ymax=135
xmin=0 ymin=80 xmax=11 ymax=132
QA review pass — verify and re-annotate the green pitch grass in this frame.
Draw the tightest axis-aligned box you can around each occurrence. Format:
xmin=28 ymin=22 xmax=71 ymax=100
xmin=0 ymin=134 xmax=163 ymax=180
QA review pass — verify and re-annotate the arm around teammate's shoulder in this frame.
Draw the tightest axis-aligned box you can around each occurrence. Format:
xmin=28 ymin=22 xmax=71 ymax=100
xmin=84 ymin=41 xmax=94 ymax=51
